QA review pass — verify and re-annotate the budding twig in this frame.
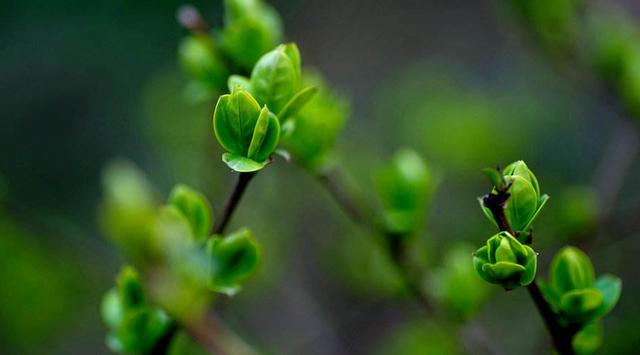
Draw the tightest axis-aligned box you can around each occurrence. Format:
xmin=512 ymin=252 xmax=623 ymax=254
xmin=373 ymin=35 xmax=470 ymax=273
xmin=482 ymin=185 xmax=577 ymax=355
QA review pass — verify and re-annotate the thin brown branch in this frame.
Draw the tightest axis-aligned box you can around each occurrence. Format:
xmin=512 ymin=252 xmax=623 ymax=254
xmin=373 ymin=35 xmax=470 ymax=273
xmin=213 ymin=172 xmax=257 ymax=235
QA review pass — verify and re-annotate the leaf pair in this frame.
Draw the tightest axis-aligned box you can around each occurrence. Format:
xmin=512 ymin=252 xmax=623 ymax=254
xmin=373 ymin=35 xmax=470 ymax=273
xmin=473 ymin=232 xmax=537 ymax=290
xmin=213 ymin=88 xmax=281 ymax=172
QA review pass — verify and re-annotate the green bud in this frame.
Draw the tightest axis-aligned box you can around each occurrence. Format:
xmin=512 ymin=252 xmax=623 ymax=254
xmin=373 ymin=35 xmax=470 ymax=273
xmin=213 ymin=88 xmax=280 ymax=172
xmin=178 ymin=34 xmax=229 ymax=93
xmin=168 ymin=184 xmax=213 ymax=242
xmin=282 ymin=71 xmax=348 ymax=172
xmin=480 ymin=160 xmax=549 ymax=233
xmin=551 ymin=246 xmax=595 ymax=293
xmin=221 ymin=0 xmax=283 ymax=71
xmin=544 ymin=247 xmax=622 ymax=324
xmin=473 ymin=232 xmax=537 ymax=290
xmin=375 ymin=149 xmax=433 ymax=236
xmin=207 ymin=228 xmax=260 ymax=296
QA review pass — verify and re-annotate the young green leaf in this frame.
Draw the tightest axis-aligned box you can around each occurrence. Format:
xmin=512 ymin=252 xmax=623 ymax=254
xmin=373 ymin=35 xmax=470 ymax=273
xmin=250 ymin=43 xmax=301 ymax=113
xmin=207 ymin=228 xmax=260 ymax=296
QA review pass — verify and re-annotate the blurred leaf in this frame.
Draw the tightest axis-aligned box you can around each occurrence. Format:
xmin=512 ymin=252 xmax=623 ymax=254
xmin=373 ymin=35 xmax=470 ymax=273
xmin=376 ymin=320 xmax=461 ymax=355
xmin=169 ymin=184 xmax=213 ymax=242
xmin=428 ymin=243 xmax=491 ymax=320
xmin=207 ymin=228 xmax=260 ymax=296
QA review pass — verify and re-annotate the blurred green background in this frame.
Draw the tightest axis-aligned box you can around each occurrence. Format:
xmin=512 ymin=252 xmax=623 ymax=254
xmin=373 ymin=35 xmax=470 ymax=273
xmin=1 ymin=0 xmax=639 ymax=353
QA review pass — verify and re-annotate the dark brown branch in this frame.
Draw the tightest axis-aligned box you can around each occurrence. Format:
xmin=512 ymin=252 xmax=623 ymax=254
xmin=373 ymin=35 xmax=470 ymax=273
xmin=213 ymin=172 xmax=256 ymax=235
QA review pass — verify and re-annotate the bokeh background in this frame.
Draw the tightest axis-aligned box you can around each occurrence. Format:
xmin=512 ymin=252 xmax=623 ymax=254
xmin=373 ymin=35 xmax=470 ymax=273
xmin=2 ymin=0 xmax=640 ymax=354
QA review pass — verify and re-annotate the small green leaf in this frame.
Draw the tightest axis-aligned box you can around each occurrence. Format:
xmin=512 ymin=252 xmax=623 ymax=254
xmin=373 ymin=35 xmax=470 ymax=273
xmin=504 ymin=175 xmax=538 ymax=232
xmin=521 ymin=193 xmax=549 ymax=232
xmin=573 ymin=321 xmax=602 ymax=355
xmin=482 ymin=261 xmax=525 ymax=280
xmin=277 ymin=86 xmax=318 ymax=122
xmin=478 ymin=196 xmax=498 ymax=228
xmin=593 ymin=274 xmax=622 ymax=318
xmin=207 ymin=228 xmax=260 ymax=296
xmin=559 ymin=288 xmax=603 ymax=318
xmin=481 ymin=167 xmax=504 ymax=189
xmin=222 ymin=152 xmax=268 ymax=172
xmin=520 ymin=245 xmax=537 ymax=286
xmin=247 ymin=106 xmax=270 ymax=160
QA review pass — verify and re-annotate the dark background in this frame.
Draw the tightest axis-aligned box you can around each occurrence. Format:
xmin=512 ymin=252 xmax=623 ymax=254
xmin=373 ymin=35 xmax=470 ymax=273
xmin=1 ymin=0 xmax=639 ymax=353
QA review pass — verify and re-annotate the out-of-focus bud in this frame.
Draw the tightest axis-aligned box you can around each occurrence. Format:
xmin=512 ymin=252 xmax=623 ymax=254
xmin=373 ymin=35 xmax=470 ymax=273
xmin=213 ymin=87 xmax=280 ymax=172
xmin=555 ymin=186 xmax=598 ymax=238
xmin=375 ymin=149 xmax=433 ymax=236
xmin=588 ymin=8 xmax=640 ymax=119
xmin=473 ymin=231 xmax=537 ymax=290
xmin=99 ymin=160 xmax=160 ymax=263
xmin=282 ymin=71 xmax=348 ymax=172
xmin=480 ymin=160 xmax=549 ymax=234
xmin=504 ymin=0 xmax=582 ymax=54
xmin=429 ymin=243 xmax=491 ymax=320
xmin=540 ymin=247 xmax=621 ymax=325
xmin=101 ymin=266 xmax=172 ymax=354
xmin=207 ymin=228 xmax=260 ymax=296
xmin=168 ymin=184 xmax=213 ymax=242
xmin=178 ymin=34 xmax=229 ymax=96
xmin=221 ymin=0 xmax=283 ymax=71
